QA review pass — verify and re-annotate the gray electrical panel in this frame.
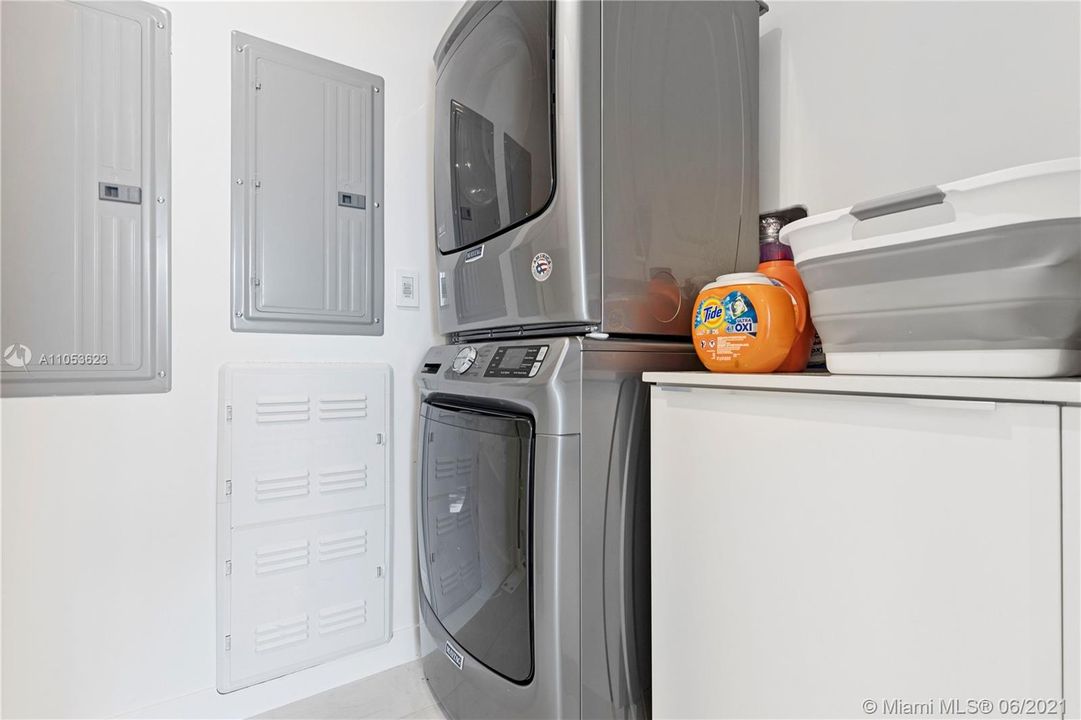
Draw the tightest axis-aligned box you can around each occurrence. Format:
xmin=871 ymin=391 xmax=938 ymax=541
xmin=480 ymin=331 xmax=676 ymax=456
xmin=231 ymin=32 xmax=385 ymax=335
xmin=1 ymin=0 xmax=171 ymax=397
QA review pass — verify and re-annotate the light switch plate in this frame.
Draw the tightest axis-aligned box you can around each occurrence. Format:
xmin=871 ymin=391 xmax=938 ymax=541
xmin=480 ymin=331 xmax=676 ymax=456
xmin=395 ymin=269 xmax=420 ymax=308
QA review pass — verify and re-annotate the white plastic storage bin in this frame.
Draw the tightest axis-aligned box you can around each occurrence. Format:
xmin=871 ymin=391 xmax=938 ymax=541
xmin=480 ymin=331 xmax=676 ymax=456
xmin=781 ymin=158 xmax=1081 ymax=377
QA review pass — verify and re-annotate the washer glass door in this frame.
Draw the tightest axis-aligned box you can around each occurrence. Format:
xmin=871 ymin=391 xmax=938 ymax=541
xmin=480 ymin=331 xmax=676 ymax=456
xmin=419 ymin=400 xmax=534 ymax=683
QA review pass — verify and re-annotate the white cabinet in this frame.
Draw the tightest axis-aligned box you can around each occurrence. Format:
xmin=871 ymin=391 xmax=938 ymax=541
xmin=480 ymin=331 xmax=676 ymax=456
xmin=648 ymin=375 xmax=1080 ymax=720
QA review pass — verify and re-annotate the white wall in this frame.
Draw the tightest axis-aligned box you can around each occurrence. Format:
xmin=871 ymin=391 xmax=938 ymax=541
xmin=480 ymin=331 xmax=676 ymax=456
xmin=0 ymin=2 xmax=460 ymax=717
xmin=759 ymin=1 xmax=1081 ymax=214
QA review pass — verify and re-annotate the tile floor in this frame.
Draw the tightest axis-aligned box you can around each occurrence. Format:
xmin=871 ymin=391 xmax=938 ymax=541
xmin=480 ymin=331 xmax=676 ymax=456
xmin=256 ymin=660 xmax=446 ymax=720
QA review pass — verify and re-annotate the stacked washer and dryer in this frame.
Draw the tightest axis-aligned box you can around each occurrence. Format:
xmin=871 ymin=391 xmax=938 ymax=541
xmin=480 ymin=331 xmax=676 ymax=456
xmin=415 ymin=2 xmax=765 ymax=717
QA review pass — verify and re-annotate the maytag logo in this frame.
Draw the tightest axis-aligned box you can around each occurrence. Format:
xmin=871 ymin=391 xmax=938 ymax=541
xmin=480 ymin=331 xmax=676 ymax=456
xmin=444 ymin=641 xmax=464 ymax=670
xmin=464 ymin=246 xmax=484 ymax=263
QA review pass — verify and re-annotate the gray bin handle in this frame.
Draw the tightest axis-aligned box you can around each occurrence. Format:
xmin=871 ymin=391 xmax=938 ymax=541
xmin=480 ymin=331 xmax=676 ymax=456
xmin=850 ymin=185 xmax=946 ymax=221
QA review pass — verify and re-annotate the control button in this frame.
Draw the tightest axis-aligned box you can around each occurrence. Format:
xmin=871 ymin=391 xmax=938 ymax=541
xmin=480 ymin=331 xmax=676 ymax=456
xmin=529 ymin=361 xmax=542 ymax=377
xmin=451 ymin=346 xmax=478 ymax=374
xmin=536 ymin=346 xmax=548 ymax=360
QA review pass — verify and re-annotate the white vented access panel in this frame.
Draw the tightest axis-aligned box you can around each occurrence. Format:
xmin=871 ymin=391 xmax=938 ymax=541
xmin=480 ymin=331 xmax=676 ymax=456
xmin=217 ymin=363 xmax=391 ymax=692
xmin=1 ymin=0 xmax=171 ymax=396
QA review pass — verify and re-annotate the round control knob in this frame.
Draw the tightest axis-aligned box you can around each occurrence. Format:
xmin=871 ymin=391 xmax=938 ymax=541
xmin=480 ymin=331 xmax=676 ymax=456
xmin=451 ymin=346 xmax=478 ymax=374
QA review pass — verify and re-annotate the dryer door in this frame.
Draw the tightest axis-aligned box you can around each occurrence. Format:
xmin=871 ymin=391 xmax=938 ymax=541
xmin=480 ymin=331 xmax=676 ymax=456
xmin=434 ymin=1 xmax=554 ymax=255
xmin=418 ymin=400 xmax=534 ymax=683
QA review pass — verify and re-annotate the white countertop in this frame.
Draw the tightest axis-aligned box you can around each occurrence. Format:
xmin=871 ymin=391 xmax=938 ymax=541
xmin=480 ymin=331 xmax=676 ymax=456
xmin=643 ymin=371 xmax=1081 ymax=405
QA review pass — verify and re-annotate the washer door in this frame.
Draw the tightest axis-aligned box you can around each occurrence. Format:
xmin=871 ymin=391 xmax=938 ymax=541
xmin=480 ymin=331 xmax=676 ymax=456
xmin=419 ymin=399 xmax=534 ymax=683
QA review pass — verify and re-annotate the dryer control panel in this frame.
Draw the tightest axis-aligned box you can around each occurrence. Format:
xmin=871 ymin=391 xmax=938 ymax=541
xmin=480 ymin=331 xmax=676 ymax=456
xmin=484 ymin=344 xmax=549 ymax=378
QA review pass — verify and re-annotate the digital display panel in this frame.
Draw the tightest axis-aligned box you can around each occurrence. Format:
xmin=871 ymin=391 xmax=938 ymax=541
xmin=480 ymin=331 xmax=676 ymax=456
xmin=484 ymin=344 xmax=548 ymax=378
xmin=500 ymin=347 xmax=529 ymax=369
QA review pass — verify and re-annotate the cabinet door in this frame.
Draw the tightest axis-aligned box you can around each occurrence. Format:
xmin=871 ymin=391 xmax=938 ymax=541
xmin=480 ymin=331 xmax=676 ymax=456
xmin=1064 ymin=406 xmax=1080 ymax=718
xmin=650 ymin=387 xmax=1061 ymax=719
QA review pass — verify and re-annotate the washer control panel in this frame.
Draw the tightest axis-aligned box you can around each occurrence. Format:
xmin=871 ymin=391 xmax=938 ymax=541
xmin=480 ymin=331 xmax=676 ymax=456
xmin=483 ymin=344 xmax=549 ymax=378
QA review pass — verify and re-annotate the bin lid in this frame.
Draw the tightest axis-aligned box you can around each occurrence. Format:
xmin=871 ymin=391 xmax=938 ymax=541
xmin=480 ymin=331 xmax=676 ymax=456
xmin=780 ymin=157 xmax=1081 ymax=265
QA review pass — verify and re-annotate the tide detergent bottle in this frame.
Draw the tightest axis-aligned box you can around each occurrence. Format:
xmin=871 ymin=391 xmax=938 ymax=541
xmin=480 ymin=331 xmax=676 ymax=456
xmin=691 ymin=272 xmax=807 ymax=373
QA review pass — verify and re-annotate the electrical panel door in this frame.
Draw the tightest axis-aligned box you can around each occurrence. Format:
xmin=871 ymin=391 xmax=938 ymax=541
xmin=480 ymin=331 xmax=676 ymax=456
xmin=231 ymin=32 xmax=385 ymax=335
xmin=1 ymin=0 xmax=171 ymax=396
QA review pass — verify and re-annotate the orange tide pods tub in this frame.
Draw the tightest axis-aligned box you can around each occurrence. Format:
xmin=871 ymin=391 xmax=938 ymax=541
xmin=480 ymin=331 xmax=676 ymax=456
xmin=691 ymin=272 xmax=807 ymax=373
